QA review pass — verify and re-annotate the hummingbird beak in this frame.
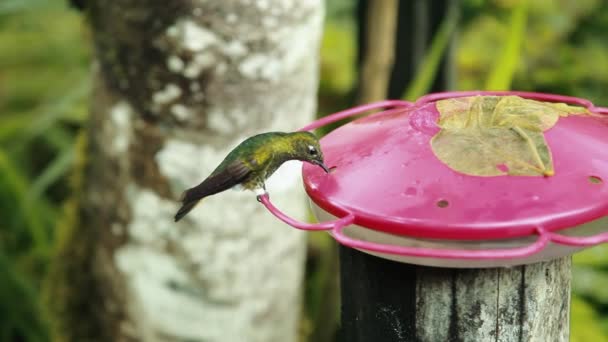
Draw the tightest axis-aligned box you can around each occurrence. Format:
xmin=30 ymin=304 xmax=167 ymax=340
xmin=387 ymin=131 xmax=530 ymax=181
xmin=313 ymin=160 xmax=330 ymax=173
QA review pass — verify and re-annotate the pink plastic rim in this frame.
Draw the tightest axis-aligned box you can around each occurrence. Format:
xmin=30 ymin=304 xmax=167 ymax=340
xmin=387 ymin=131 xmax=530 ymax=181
xmin=257 ymin=91 xmax=608 ymax=260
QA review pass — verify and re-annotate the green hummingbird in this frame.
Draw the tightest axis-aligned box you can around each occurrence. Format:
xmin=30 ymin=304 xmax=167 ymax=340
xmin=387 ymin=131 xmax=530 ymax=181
xmin=174 ymin=131 xmax=329 ymax=222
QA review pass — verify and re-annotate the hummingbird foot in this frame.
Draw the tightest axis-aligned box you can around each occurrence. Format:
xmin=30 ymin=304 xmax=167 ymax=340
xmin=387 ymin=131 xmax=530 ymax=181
xmin=255 ymin=187 xmax=268 ymax=202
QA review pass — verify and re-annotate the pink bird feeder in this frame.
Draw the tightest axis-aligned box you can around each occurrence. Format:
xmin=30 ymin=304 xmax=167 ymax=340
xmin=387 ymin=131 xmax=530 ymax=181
xmin=260 ymin=91 xmax=608 ymax=268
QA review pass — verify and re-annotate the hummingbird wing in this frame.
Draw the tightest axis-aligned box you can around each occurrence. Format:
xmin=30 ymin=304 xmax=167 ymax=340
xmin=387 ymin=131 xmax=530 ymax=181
xmin=174 ymin=160 xmax=252 ymax=222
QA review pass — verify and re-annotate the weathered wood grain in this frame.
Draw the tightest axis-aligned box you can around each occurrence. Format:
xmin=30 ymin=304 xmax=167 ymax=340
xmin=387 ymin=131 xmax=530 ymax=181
xmin=339 ymin=246 xmax=571 ymax=342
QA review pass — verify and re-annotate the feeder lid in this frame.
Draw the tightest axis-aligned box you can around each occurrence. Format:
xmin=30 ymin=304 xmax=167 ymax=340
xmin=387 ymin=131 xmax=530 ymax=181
xmin=302 ymin=92 xmax=608 ymax=240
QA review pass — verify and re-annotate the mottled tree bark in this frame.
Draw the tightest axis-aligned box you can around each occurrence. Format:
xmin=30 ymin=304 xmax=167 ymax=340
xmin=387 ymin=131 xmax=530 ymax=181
xmin=339 ymin=248 xmax=571 ymax=342
xmin=47 ymin=1 xmax=324 ymax=341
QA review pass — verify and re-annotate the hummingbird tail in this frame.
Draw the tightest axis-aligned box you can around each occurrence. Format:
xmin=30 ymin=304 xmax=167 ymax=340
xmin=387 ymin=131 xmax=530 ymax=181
xmin=174 ymin=165 xmax=249 ymax=222
xmin=175 ymin=186 xmax=206 ymax=222
xmin=174 ymin=199 xmax=200 ymax=222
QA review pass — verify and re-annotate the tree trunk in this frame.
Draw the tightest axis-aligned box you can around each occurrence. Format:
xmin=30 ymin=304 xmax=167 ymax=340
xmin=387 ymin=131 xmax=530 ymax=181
xmin=357 ymin=0 xmax=398 ymax=104
xmin=387 ymin=0 xmax=457 ymax=98
xmin=47 ymin=1 xmax=324 ymax=341
xmin=356 ymin=0 xmax=457 ymax=100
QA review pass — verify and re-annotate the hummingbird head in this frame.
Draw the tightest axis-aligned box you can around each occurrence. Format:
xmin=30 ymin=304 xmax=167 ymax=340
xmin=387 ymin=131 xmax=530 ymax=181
xmin=290 ymin=132 xmax=330 ymax=173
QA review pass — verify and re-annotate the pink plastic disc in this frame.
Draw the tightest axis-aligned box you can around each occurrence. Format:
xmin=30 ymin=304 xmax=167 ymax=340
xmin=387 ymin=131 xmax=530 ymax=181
xmin=302 ymin=92 xmax=608 ymax=241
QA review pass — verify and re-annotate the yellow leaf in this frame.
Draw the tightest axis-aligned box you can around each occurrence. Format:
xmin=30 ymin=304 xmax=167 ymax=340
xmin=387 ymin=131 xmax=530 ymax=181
xmin=431 ymin=95 xmax=588 ymax=177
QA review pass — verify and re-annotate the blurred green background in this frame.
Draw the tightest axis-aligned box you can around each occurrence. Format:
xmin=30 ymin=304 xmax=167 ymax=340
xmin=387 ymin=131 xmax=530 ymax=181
xmin=1 ymin=0 xmax=607 ymax=341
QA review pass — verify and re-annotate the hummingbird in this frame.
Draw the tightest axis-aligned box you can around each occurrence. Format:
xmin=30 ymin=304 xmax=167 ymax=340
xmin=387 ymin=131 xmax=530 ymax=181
xmin=174 ymin=131 xmax=330 ymax=222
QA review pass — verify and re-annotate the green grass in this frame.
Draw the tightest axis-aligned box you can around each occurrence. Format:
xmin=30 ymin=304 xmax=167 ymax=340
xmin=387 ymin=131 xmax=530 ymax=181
xmin=0 ymin=1 xmax=90 ymax=340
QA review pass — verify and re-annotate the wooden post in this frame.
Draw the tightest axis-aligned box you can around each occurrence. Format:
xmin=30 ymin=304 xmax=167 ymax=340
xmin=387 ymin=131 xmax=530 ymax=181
xmin=338 ymin=247 xmax=571 ymax=342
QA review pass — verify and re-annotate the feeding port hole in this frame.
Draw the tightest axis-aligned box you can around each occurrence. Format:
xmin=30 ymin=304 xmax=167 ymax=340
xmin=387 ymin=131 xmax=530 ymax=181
xmin=589 ymin=176 xmax=603 ymax=185
xmin=437 ymin=199 xmax=449 ymax=208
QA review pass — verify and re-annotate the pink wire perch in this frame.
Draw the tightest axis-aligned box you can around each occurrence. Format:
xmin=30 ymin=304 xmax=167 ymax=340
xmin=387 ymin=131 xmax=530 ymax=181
xmin=298 ymin=99 xmax=412 ymax=132
xmin=258 ymin=194 xmax=354 ymax=231
xmin=259 ymin=192 xmax=552 ymax=259
xmin=547 ymin=231 xmax=608 ymax=247
xmin=260 ymin=193 xmax=608 ymax=259
xmin=330 ymin=224 xmax=552 ymax=259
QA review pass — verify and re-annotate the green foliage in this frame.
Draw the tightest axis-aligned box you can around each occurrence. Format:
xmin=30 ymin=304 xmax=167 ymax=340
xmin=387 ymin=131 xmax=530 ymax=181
xmin=0 ymin=0 xmax=56 ymax=16
xmin=574 ymin=244 xmax=608 ymax=268
xmin=0 ymin=0 xmax=90 ymax=340
xmin=459 ymin=0 xmax=608 ymax=104
xmin=403 ymin=1 xmax=460 ymax=100
xmin=319 ymin=21 xmax=356 ymax=96
xmin=317 ymin=6 xmax=356 ymax=120
xmin=484 ymin=0 xmax=528 ymax=90
xmin=571 ymin=294 xmax=608 ymax=342
xmin=0 ymin=254 xmax=48 ymax=341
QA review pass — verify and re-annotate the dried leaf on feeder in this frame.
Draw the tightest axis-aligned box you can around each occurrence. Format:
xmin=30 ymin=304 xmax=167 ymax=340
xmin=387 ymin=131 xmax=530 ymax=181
xmin=431 ymin=95 xmax=588 ymax=177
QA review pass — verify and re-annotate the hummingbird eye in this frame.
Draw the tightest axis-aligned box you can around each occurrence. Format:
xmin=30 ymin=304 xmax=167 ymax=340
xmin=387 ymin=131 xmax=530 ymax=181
xmin=307 ymin=145 xmax=318 ymax=156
